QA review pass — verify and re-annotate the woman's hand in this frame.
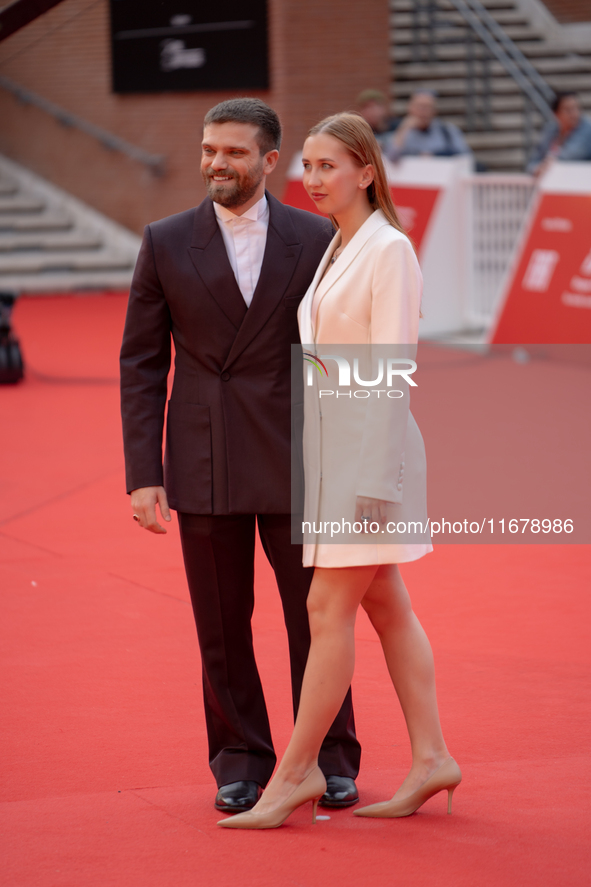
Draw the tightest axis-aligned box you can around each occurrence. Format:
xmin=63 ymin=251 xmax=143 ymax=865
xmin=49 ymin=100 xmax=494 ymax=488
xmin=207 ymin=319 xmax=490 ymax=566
xmin=355 ymin=496 xmax=390 ymax=532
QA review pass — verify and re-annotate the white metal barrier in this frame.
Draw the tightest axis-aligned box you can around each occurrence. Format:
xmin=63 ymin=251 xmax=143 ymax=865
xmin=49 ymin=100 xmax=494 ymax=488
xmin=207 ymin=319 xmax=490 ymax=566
xmin=283 ymin=154 xmax=536 ymax=335
xmin=463 ymin=174 xmax=535 ymax=328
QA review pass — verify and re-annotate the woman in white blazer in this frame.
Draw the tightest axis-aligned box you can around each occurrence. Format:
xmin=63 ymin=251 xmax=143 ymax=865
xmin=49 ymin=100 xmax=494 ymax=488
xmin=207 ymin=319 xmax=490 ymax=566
xmin=298 ymin=196 xmax=432 ymax=569
xmin=219 ymin=114 xmax=460 ymax=829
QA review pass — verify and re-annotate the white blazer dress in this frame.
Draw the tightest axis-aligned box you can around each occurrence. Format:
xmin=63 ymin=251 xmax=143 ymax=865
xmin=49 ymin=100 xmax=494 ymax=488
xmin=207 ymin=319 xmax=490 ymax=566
xmin=297 ymin=209 xmax=433 ymax=568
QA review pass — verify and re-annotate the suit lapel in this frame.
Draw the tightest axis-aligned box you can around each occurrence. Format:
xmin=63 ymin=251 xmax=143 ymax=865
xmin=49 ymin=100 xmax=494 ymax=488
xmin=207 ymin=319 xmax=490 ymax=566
xmin=187 ymin=199 xmax=248 ymax=330
xmin=223 ymin=193 xmax=303 ymax=369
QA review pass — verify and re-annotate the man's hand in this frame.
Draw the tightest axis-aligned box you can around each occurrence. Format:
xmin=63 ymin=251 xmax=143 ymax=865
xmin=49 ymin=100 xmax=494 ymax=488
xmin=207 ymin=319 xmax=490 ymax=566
xmin=130 ymin=486 xmax=171 ymax=534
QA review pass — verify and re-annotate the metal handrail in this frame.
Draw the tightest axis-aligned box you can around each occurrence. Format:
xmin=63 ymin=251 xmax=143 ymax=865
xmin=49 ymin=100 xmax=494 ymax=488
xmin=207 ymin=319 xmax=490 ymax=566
xmin=0 ymin=74 xmax=166 ymax=175
xmin=460 ymin=0 xmax=554 ymax=103
xmin=447 ymin=0 xmax=555 ymax=123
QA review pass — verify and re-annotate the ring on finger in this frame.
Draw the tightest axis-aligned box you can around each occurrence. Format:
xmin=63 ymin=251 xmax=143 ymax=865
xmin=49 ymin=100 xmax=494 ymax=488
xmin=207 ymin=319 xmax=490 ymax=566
xmin=133 ymin=514 xmax=141 ymax=523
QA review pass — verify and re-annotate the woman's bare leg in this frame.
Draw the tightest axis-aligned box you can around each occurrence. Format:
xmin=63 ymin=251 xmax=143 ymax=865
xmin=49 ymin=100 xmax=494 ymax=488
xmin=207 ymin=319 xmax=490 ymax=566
xmin=252 ymin=561 xmax=450 ymax=813
xmin=251 ymin=564 xmax=378 ymax=813
xmin=361 ymin=563 xmax=449 ymax=797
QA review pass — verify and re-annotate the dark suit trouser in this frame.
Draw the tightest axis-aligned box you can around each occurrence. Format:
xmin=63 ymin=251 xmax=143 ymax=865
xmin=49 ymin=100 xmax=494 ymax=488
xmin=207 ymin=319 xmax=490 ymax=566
xmin=178 ymin=512 xmax=361 ymax=788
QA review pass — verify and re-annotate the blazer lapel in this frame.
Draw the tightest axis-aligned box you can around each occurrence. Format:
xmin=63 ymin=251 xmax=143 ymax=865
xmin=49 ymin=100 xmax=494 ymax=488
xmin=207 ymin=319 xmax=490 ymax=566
xmin=187 ymin=199 xmax=248 ymax=330
xmin=310 ymin=210 xmax=390 ymax=329
xmin=298 ymin=229 xmax=340 ymax=345
xmin=223 ymin=193 xmax=303 ymax=369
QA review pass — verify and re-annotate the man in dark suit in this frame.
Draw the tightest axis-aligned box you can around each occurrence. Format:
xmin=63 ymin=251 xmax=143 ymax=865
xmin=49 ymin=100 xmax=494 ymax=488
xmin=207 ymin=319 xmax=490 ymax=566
xmin=120 ymin=99 xmax=360 ymax=813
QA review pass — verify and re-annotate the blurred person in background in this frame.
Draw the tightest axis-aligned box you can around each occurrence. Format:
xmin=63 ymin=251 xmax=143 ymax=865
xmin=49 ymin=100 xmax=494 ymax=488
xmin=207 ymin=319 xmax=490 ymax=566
xmin=385 ymin=90 xmax=472 ymax=162
xmin=355 ymin=89 xmax=398 ymax=149
xmin=526 ymin=91 xmax=591 ymax=177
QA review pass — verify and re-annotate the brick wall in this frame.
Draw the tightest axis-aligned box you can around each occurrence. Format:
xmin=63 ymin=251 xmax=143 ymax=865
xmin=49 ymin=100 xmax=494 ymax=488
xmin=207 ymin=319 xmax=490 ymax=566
xmin=542 ymin=0 xmax=591 ymax=23
xmin=0 ymin=0 xmax=391 ymax=233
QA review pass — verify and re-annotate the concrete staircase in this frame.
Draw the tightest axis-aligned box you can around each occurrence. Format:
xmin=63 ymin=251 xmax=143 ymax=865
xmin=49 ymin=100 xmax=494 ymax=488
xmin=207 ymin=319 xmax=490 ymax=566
xmin=0 ymin=154 xmax=141 ymax=294
xmin=390 ymin=0 xmax=591 ymax=171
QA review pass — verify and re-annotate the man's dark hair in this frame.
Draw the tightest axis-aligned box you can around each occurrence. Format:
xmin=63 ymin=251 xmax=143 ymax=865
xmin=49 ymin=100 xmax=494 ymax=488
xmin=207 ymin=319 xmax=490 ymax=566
xmin=551 ymin=91 xmax=577 ymax=114
xmin=203 ymin=98 xmax=282 ymax=154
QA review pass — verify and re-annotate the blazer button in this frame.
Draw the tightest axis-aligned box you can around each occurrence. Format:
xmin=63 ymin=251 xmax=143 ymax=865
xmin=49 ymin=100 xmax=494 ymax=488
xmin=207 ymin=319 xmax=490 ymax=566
xmin=221 ymin=371 xmax=231 ymax=381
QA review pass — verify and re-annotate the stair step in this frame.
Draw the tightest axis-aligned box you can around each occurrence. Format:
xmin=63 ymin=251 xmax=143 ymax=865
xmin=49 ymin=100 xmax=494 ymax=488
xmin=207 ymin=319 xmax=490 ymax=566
xmin=0 ymin=230 xmax=103 ymax=252
xmin=392 ymin=25 xmax=545 ymax=44
xmin=392 ymin=10 xmax=531 ymax=28
xmin=0 ymin=250 xmax=136 ymax=274
xmin=531 ymin=56 xmax=591 ymax=74
xmin=0 ymin=154 xmax=141 ymax=293
xmin=392 ymin=75 xmax=535 ymax=95
xmin=391 ymin=93 xmax=556 ymax=113
xmin=392 ymin=58 xmax=552 ymax=79
xmin=511 ymin=47 xmax=591 ymax=61
xmin=474 ymin=147 xmax=528 ymax=166
xmin=393 ymin=55 xmax=591 ymax=82
xmin=391 ymin=87 xmax=591 ymax=114
xmin=393 ymin=43 xmax=591 ymax=63
xmin=0 ymin=270 xmax=136 ymax=293
xmin=0 ymin=195 xmax=47 ymax=214
xmin=386 ymin=0 xmax=591 ymax=171
xmin=545 ymin=73 xmax=591 ymax=90
xmin=391 ymin=0 xmax=522 ymax=11
xmin=385 ymin=111 xmax=544 ymax=131
xmin=0 ymin=211 xmax=74 ymax=233
xmin=465 ymin=129 xmax=529 ymax=148
xmin=0 ymin=177 xmax=18 ymax=197
xmin=384 ymin=127 xmax=533 ymax=150
xmin=446 ymin=111 xmax=543 ymax=129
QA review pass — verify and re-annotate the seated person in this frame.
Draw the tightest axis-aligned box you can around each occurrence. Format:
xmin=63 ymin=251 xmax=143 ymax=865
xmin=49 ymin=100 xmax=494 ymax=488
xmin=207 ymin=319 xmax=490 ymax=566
xmin=355 ymin=89 xmax=398 ymax=149
xmin=526 ymin=91 xmax=591 ymax=177
xmin=385 ymin=90 xmax=472 ymax=161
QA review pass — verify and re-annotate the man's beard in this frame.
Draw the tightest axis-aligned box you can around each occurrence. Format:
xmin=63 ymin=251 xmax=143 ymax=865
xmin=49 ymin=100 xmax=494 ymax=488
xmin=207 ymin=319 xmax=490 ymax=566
xmin=203 ymin=161 xmax=264 ymax=208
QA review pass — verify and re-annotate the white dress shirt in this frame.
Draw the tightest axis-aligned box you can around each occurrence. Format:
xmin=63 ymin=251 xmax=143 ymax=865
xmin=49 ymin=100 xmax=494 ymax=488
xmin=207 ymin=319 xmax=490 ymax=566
xmin=213 ymin=194 xmax=269 ymax=307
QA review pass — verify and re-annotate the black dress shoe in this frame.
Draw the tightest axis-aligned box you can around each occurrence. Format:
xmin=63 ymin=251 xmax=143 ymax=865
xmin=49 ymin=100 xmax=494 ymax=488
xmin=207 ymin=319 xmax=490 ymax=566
xmin=319 ymin=775 xmax=359 ymax=808
xmin=214 ymin=780 xmax=263 ymax=813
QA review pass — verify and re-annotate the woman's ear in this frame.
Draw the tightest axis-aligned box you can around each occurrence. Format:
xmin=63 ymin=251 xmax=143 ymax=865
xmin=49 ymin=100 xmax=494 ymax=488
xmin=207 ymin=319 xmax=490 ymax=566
xmin=359 ymin=164 xmax=375 ymax=190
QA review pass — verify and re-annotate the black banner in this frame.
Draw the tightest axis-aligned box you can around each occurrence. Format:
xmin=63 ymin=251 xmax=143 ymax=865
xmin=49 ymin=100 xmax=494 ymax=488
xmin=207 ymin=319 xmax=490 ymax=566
xmin=110 ymin=1 xmax=268 ymax=94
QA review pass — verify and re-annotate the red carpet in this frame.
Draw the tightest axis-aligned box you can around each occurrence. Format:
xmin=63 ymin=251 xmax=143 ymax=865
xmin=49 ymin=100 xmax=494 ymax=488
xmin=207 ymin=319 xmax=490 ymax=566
xmin=1 ymin=295 xmax=590 ymax=886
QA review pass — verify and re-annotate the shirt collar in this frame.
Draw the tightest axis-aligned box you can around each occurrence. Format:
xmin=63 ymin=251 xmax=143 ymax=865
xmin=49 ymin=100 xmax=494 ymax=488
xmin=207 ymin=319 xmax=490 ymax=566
xmin=213 ymin=193 xmax=268 ymax=224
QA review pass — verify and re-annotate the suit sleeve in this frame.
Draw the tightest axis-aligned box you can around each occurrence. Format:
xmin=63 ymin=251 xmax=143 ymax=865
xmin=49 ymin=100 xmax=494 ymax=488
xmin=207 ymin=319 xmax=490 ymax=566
xmin=355 ymin=236 xmax=421 ymax=503
xmin=120 ymin=225 xmax=172 ymax=493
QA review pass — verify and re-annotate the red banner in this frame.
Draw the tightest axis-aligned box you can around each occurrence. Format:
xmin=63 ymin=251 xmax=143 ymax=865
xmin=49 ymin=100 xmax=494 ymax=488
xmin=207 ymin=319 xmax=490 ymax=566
xmin=282 ymin=181 xmax=440 ymax=253
xmin=390 ymin=186 xmax=440 ymax=253
xmin=492 ymin=193 xmax=591 ymax=344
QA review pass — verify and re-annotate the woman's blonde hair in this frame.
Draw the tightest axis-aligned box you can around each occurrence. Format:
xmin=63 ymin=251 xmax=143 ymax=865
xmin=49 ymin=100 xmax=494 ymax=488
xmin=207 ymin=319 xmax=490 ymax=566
xmin=307 ymin=112 xmax=407 ymax=237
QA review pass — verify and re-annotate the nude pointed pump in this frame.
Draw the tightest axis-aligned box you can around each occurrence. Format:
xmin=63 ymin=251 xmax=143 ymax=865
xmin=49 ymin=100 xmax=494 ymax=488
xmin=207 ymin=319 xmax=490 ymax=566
xmin=217 ymin=767 xmax=327 ymax=829
xmin=354 ymin=757 xmax=462 ymax=819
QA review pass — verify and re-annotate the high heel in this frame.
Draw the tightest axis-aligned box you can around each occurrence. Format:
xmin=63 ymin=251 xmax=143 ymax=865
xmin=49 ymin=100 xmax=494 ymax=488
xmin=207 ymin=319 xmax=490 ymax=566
xmin=354 ymin=757 xmax=462 ymax=819
xmin=217 ymin=767 xmax=327 ymax=829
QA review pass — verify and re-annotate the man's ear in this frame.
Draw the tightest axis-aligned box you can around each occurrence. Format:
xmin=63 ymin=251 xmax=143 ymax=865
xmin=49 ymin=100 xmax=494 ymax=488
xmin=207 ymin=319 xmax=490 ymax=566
xmin=263 ymin=149 xmax=280 ymax=176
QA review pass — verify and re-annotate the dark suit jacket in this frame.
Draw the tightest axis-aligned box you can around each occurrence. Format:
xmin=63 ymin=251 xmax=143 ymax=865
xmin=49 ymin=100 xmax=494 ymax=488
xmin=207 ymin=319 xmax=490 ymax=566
xmin=120 ymin=191 xmax=333 ymax=514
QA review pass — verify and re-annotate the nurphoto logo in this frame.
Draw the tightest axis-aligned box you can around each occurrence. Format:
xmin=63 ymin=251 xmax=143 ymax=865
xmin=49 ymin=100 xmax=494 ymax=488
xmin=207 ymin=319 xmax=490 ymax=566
xmin=303 ymin=352 xmax=417 ymax=398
